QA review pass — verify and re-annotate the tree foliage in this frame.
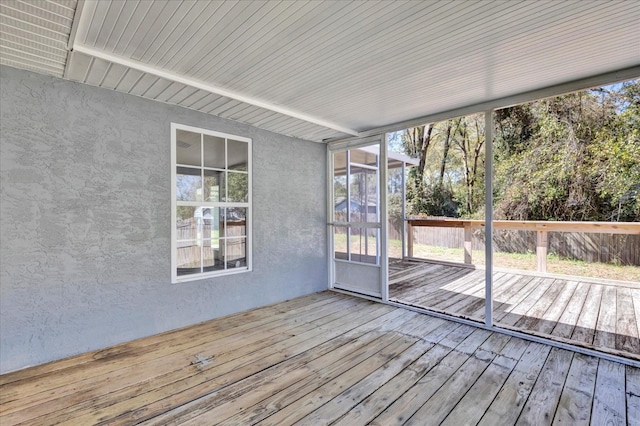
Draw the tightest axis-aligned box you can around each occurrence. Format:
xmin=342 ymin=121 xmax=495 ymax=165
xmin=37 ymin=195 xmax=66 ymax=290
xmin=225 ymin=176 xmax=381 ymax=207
xmin=401 ymin=114 xmax=485 ymax=218
xmin=398 ymin=80 xmax=640 ymax=222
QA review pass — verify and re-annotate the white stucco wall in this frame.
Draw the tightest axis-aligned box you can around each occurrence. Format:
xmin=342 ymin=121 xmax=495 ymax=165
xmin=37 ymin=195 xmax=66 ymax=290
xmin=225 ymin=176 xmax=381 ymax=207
xmin=0 ymin=65 xmax=327 ymax=373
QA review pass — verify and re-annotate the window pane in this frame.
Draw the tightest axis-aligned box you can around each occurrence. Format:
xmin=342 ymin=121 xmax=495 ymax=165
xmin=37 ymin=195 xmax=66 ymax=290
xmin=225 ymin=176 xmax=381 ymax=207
xmin=228 ymin=139 xmax=248 ymax=171
xmin=226 ymin=238 xmax=247 ymax=268
xmin=226 ymin=207 xmax=246 ymax=237
xmin=177 ymin=240 xmax=201 ymax=276
xmin=350 ymin=147 xmax=378 ymax=167
xmin=333 ymin=152 xmax=347 ymax=222
xmin=203 ymin=135 xmax=225 ymax=169
xmin=349 ymin=227 xmax=378 ymax=264
xmin=203 ymin=239 xmax=224 ymax=272
xmin=227 ymin=171 xmax=248 ymax=202
xmin=349 ymin=166 xmax=377 ymax=222
xmin=334 ymin=226 xmax=348 ymax=260
xmin=176 ymin=206 xmax=198 ymax=241
xmin=173 ymin=125 xmax=251 ymax=281
xmin=176 ymin=130 xmax=201 ymax=166
xmin=179 ymin=206 xmax=222 ymax=242
xmin=177 ymin=167 xmax=202 ymax=201
xmin=204 ymin=169 xmax=224 ymax=202
xmin=201 ymin=207 xmax=223 ymax=239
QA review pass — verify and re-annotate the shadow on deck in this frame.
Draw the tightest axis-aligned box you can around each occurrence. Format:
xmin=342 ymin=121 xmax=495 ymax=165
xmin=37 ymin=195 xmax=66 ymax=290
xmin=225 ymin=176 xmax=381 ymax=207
xmin=389 ymin=259 xmax=640 ymax=361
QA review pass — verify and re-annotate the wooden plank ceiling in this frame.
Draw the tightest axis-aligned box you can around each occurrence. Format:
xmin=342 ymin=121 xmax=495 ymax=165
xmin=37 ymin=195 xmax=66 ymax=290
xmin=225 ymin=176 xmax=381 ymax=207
xmin=1 ymin=0 xmax=639 ymax=142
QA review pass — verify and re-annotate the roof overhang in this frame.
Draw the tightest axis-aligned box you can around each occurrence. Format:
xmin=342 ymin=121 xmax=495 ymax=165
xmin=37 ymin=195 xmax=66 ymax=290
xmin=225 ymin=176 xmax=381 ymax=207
xmin=1 ymin=0 xmax=639 ymax=142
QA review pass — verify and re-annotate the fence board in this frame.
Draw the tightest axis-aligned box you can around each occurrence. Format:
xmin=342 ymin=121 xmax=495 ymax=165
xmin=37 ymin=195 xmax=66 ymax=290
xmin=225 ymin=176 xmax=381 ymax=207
xmin=390 ymin=221 xmax=640 ymax=266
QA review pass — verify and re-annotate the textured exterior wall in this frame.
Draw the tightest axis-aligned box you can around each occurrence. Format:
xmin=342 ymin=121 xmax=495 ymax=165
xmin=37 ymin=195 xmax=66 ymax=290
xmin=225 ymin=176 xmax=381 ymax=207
xmin=0 ymin=65 xmax=327 ymax=373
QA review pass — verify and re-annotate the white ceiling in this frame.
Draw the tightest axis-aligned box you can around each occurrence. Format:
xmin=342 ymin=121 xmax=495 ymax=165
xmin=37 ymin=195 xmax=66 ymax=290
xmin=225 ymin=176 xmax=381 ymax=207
xmin=2 ymin=0 xmax=639 ymax=142
xmin=0 ymin=0 xmax=76 ymax=76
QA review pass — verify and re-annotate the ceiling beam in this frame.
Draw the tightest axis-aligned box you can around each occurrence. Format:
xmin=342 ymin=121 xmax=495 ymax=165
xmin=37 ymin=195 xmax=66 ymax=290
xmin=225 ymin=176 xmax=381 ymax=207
xmin=350 ymin=65 xmax=640 ymax=140
xmin=66 ymin=0 xmax=85 ymax=51
xmin=69 ymin=43 xmax=360 ymax=137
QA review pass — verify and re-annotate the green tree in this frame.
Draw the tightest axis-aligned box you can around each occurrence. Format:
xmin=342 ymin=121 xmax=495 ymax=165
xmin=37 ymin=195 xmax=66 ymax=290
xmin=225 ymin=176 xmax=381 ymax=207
xmin=588 ymin=81 xmax=640 ymax=221
xmin=403 ymin=120 xmax=461 ymax=218
xmin=452 ymin=114 xmax=485 ymax=217
xmin=398 ymin=79 xmax=639 ymax=223
xmin=494 ymin=81 xmax=639 ymax=222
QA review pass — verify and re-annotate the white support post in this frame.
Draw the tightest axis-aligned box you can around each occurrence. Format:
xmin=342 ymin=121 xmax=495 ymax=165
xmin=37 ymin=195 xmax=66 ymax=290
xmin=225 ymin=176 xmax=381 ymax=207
xmin=380 ymin=134 xmax=389 ymax=302
xmin=484 ymin=110 xmax=494 ymax=327
xmin=364 ymin=167 xmax=369 ymax=258
xmin=401 ymin=162 xmax=407 ymax=259
xmin=346 ymin=151 xmax=351 ymax=261
xmin=327 ymin=148 xmax=334 ymax=289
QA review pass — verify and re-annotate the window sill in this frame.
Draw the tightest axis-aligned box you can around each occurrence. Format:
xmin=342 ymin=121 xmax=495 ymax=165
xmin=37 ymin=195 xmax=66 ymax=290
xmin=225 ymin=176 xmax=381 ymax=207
xmin=173 ymin=266 xmax=251 ymax=284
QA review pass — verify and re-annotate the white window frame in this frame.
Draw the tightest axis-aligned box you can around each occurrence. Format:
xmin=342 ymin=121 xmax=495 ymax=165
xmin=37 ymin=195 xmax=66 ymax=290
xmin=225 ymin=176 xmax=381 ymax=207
xmin=171 ymin=123 xmax=252 ymax=283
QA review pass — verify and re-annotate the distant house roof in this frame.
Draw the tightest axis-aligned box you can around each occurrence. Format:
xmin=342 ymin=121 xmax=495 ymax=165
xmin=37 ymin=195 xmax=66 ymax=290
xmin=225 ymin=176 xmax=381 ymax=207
xmin=333 ymin=145 xmax=419 ymax=177
xmin=334 ymin=197 xmax=377 ymax=214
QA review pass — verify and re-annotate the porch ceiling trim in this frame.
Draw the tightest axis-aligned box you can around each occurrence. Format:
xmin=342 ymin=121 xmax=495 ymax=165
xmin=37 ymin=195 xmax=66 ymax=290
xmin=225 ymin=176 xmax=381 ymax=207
xmin=70 ymin=42 xmax=360 ymax=137
xmin=340 ymin=64 xmax=640 ymax=141
xmin=2 ymin=0 xmax=639 ymax=143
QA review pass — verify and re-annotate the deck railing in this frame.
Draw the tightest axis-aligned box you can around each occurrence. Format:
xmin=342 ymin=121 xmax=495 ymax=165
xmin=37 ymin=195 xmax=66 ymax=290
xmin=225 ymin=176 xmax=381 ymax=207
xmin=406 ymin=219 xmax=640 ymax=272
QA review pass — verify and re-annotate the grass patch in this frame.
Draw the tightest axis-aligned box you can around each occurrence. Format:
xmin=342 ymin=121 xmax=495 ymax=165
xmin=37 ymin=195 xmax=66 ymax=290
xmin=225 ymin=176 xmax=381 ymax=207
xmin=334 ymin=235 xmax=639 ymax=281
xmin=394 ymin=239 xmax=640 ymax=282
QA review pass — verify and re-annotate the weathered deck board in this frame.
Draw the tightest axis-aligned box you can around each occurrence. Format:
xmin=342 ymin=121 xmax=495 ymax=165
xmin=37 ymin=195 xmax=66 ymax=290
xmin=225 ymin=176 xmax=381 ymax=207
xmin=3 ymin=298 xmax=396 ymax=424
xmin=627 ymin=366 xmax=640 ymax=426
xmin=62 ymin=306 xmax=399 ymax=425
xmin=591 ymin=360 xmax=627 ymax=425
xmin=0 ymin=291 xmax=340 ymax=388
xmin=390 ymin=260 xmax=640 ymax=360
xmin=477 ymin=341 xmax=552 ymax=426
xmin=516 ymin=348 xmax=574 ymax=425
xmin=571 ymin=284 xmax=604 ymax=345
xmin=331 ymin=321 xmax=467 ymax=426
xmin=594 ymin=286 xmax=619 ymax=350
xmin=551 ymin=282 xmax=590 ymax=339
xmin=0 ymin=291 xmax=638 ymax=425
xmin=0 ymin=295 xmax=365 ymax=419
xmin=617 ymin=287 xmax=640 ymax=354
xmin=406 ymin=333 xmax=515 ymax=426
xmin=456 ymin=273 xmax=522 ymax=318
xmin=370 ymin=328 xmax=493 ymax=425
xmin=439 ymin=337 xmax=528 ymax=425
xmin=552 ymin=353 xmax=598 ymax=425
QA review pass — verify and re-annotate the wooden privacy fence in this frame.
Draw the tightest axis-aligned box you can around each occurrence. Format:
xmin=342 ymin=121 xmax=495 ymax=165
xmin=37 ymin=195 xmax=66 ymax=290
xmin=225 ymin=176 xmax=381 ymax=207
xmin=176 ymin=219 xmax=246 ymax=268
xmin=403 ymin=219 xmax=640 ymax=270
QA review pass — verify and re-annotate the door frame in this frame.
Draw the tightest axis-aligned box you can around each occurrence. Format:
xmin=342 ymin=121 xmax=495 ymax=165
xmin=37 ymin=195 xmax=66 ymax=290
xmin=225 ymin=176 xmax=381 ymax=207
xmin=327 ymin=134 xmax=388 ymax=301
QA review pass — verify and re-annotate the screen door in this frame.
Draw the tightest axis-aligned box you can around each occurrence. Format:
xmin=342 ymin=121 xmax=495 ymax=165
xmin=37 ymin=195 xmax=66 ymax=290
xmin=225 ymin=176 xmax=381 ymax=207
xmin=329 ymin=137 xmax=387 ymax=298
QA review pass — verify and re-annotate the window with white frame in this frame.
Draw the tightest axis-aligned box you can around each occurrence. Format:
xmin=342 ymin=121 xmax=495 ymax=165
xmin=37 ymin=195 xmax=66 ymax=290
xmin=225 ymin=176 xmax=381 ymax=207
xmin=171 ymin=123 xmax=251 ymax=283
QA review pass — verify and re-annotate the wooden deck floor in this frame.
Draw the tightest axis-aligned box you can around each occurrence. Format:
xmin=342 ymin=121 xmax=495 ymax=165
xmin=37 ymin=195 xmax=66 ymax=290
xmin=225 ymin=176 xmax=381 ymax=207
xmin=390 ymin=260 xmax=640 ymax=361
xmin=1 ymin=292 xmax=638 ymax=425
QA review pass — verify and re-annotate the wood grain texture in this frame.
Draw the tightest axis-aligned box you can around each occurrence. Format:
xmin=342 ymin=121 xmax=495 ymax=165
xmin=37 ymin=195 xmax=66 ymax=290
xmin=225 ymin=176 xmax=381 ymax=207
xmin=591 ymin=360 xmax=627 ymax=426
xmin=515 ymin=348 xmax=574 ymax=425
xmin=477 ymin=342 xmax=552 ymax=426
xmin=552 ymin=353 xmax=598 ymax=425
xmin=627 ymin=365 xmax=640 ymax=426
xmin=0 ymin=291 xmax=637 ymax=426
xmin=390 ymin=260 xmax=640 ymax=360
